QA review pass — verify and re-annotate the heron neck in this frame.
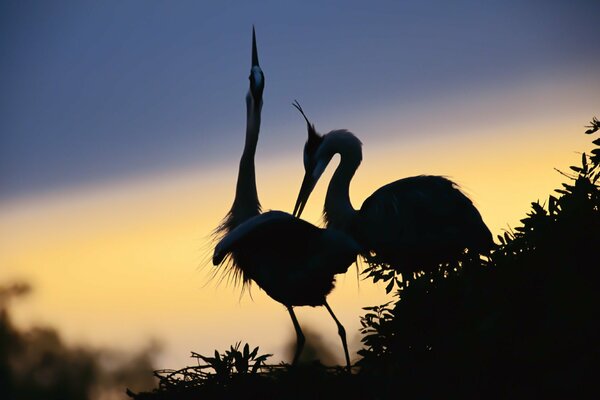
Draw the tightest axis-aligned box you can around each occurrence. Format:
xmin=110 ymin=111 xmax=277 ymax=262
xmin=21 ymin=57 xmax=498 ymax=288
xmin=324 ymin=155 xmax=359 ymax=229
xmin=231 ymin=98 xmax=262 ymax=223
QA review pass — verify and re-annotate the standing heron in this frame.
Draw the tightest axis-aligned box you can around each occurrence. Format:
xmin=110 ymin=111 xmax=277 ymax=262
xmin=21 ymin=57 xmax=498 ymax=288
xmin=212 ymin=29 xmax=359 ymax=367
xmin=292 ymin=102 xmax=493 ymax=274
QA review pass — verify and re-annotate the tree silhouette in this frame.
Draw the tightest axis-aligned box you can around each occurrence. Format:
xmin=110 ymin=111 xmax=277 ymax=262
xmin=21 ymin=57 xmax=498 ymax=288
xmin=0 ymin=283 xmax=158 ymax=400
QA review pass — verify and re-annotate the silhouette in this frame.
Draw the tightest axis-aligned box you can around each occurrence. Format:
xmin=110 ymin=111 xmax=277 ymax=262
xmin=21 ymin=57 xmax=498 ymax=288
xmin=212 ymin=29 xmax=360 ymax=368
xmin=356 ymin=121 xmax=600 ymax=398
xmin=134 ymin=131 xmax=600 ymax=396
xmin=0 ymin=282 xmax=158 ymax=400
xmin=292 ymin=102 xmax=493 ymax=273
xmin=585 ymin=116 xmax=599 ymax=134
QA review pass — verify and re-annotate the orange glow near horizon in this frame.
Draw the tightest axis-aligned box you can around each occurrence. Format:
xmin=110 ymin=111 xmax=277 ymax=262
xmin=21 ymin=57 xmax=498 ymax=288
xmin=1 ymin=76 xmax=598 ymax=368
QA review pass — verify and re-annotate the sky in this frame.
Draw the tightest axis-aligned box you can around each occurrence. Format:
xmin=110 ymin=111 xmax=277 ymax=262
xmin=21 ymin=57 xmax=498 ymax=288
xmin=1 ymin=0 xmax=600 ymax=369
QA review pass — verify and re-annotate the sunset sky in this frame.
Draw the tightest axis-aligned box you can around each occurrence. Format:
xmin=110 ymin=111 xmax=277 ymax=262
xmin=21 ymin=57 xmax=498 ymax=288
xmin=1 ymin=1 xmax=599 ymax=368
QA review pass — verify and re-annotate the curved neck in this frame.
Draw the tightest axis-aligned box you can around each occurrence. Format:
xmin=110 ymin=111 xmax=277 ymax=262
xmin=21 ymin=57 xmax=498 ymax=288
xmin=324 ymin=153 xmax=360 ymax=229
xmin=231 ymin=95 xmax=262 ymax=224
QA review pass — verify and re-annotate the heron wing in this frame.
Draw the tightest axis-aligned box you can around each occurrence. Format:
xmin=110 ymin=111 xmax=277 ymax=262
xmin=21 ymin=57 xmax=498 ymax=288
xmin=213 ymin=210 xmax=359 ymax=305
xmin=213 ymin=210 xmax=318 ymax=265
xmin=215 ymin=210 xmax=358 ymax=271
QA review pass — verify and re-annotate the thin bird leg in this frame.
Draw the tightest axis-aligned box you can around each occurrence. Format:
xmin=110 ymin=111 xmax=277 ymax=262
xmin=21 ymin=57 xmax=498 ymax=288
xmin=324 ymin=301 xmax=351 ymax=370
xmin=287 ymin=306 xmax=305 ymax=366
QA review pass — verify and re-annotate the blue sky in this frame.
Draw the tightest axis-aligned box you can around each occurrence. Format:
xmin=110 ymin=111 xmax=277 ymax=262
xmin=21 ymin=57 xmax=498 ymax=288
xmin=2 ymin=0 xmax=599 ymax=199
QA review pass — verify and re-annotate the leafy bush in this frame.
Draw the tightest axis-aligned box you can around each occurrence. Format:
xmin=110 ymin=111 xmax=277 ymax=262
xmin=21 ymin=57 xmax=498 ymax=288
xmin=129 ymin=345 xmax=365 ymax=399
xmin=358 ymin=118 xmax=600 ymax=398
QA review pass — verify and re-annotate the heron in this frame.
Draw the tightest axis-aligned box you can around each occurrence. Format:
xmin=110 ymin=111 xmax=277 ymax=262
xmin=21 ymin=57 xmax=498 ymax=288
xmin=212 ymin=29 xmax=359 ymax=368
xmin=292 ymin=102 xmax=493 ymax=275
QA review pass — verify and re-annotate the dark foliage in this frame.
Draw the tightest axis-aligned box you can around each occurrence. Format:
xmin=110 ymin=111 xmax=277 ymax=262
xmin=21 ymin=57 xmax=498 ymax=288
xmin=1 ymin=282 xmax=97 ymax=400
xmin=358 ymin=118 xmax=600 ymax=398
xmin=131 ymin=118 xmax=599 ymax=399
xmin=128 ymin=344 xmax=369 ymax=400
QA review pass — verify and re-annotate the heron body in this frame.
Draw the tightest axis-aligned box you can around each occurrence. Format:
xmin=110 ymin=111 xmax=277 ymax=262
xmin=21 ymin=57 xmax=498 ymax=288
xmin=214 ymin=211 xmax=360 ymax=307
xmin=293 ymin=107 xmax=493 ymax=273
xmin=212 ymin=29 xmax=356 ymax=367
xmin=352 ymin=175 xmax=493 ymax=270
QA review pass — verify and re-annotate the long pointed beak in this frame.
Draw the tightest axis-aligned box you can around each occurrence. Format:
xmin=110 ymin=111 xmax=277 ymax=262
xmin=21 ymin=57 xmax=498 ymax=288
xmin=293 ymin=172 xmax=316 ymax=218
xmin=252 ymin=26 xmax=259 ymax=67
xmin=248 ymin=26 xmax=264 ymax=102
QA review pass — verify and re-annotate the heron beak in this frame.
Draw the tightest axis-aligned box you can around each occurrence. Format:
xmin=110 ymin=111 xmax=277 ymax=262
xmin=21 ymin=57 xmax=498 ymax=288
xmin=249 ymin=26 xmax=264 ymax=103
xmin=252 ymin=26 xmax=259 ymax=67
xmin=293 ymin=172 xmax=316 ymax=218
xmin=293 ymin=159 xmax=327 ymax=218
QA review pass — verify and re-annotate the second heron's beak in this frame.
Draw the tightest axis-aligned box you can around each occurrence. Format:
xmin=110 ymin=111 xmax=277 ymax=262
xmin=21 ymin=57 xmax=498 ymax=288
xmin=293 ymin=172 xmax=316 ymax=218
xmin=293 ymin=159 xmax=327 ymax=218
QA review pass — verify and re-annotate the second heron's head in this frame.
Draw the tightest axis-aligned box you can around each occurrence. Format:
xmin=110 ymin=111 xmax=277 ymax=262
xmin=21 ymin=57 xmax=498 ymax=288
xmin=292 ymin=100 xmax=324 ymax=218
xmin=292 ymin=101 xmax=362 ymax=218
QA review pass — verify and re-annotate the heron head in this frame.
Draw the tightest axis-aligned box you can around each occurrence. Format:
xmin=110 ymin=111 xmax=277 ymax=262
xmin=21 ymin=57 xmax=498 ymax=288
xmin=292 ymin=101 xmax=329 ymax=218
xmin=292 ymin=100 xmax=323 ymax=168
xmin=248 ymin=26 xmax=264 ymax=105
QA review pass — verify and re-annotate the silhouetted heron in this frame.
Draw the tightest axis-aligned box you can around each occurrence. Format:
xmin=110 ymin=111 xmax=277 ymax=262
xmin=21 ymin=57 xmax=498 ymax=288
xmin=212 ymin=29 xmax=359 ymax=367
xmin=292 ymin=102 xmax=493 ymax=274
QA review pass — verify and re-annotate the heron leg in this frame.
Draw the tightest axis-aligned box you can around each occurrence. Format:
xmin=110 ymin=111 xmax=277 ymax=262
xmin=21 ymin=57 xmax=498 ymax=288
xmin=324 ymin=301 xmax=351 ymax=370
xmin=287 ymin=306 xmax=305 ymax=366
